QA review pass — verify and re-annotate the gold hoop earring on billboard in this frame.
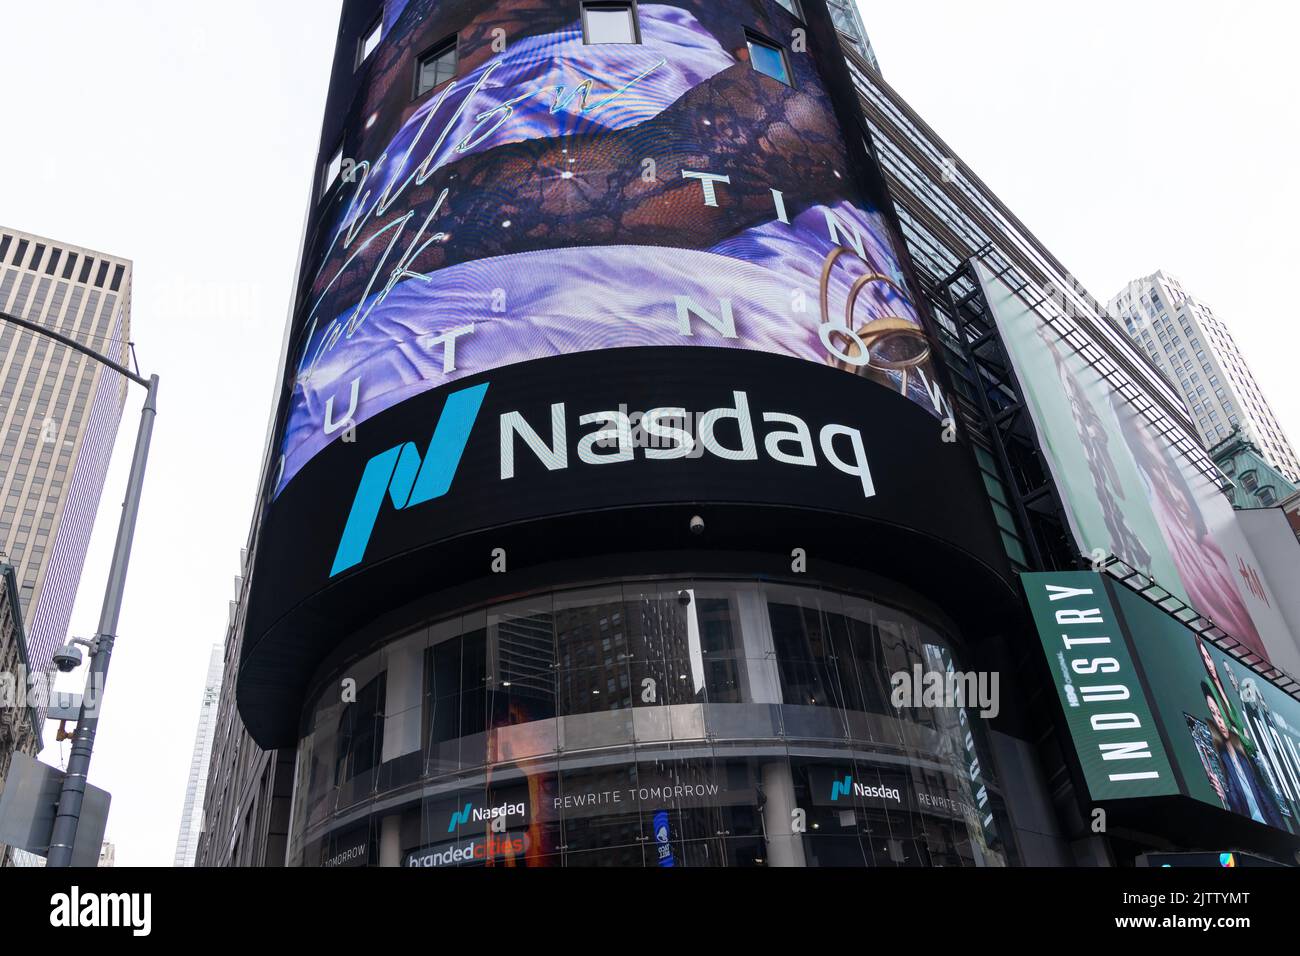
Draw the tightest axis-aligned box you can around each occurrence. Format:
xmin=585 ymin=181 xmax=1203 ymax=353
xmin=818 ymin=247 xmax=931 ymax=393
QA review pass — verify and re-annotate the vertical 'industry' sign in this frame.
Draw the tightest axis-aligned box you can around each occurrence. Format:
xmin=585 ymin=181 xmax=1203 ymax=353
xmin=1022 ymin=571 xmax=1178 ymax=801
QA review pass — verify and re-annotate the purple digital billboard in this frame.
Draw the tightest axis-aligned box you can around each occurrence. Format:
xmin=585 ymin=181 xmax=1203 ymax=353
xmin=272 ymin=0 xmax=950 ymax=496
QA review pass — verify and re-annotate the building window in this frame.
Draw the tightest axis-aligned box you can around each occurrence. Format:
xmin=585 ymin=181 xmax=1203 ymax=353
xmin=322 ymin=142 xmax=344 ymax=199
xmin=415 ymin=37 xmax=458 ymax=97
xmin=356 ymin=17 xmax=382 ymax=68
xmin=746 ymin=31 xmax=792 ymax=85
xmin=581 ymin=2 xmax=639 ymax=44
xmin=334 ymin=673 xmax=386 ymax=783
xmin=774 ymin=0 xmax=804 ymax=18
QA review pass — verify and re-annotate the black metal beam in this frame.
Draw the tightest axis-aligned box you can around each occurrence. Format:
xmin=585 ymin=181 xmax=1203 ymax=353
xmin=0 ymin=309 xmax=147 ymax=388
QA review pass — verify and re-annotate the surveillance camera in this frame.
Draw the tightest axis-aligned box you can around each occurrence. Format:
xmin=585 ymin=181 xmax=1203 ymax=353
xmin=677 ymin=589 xmax=692 ymax=607
xmin=52 ymin=643 xmax=84 ymax=673
xmin=689 ymin=515 xmax=705 ymax=535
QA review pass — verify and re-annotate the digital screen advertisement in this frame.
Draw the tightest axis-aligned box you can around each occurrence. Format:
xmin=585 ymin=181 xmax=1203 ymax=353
xmin=236 ymin=0 xmax=995 ymax=747
xmin=977 ymin=263 xmax=1299 ymax=674
xmin=273 ymin=0 xmax=951 ymax=497
xmin=241 ymin=346 xmax=1008 ymax=746
xmin=1024 ymin=571 xmax=1300 ymax=836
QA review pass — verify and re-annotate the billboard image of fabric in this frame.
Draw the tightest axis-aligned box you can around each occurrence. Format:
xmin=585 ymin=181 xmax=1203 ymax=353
xmin=274 ymin=1 xmax=950 ymax=497
xmin=1024 ymin=572 xmax=1300 ymax=836
xmin=976 ymin=263 xmax=1297 ymax=672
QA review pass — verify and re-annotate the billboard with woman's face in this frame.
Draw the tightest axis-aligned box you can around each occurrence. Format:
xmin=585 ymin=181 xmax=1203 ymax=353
xmin=977 ymin=263 xmax=1300 ymax=674
xmin=1118 ymin=584 xmax=1300 ymax=833
xmin=273 ymin=0 xmax=951 ymax=497
xmin=1026 ymin=571 xmax=1300 ymax=836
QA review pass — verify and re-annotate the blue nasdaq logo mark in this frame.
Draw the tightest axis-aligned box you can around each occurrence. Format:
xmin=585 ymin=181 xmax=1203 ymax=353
xmin=448 ymin=802 xmax=473 ymax=833
xmin=830 ymin=775 xmax=853 ymax=802
xmin=331 ymin=383 xmax=489 ymax=577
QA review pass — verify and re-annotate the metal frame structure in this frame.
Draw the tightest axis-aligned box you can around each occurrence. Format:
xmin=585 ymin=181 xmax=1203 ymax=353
xmin=931 ymin=253 xmax=1076 ymax=573
xmin=1102 ymin=556 xmax=1300 ymax=699
xmin=924 ymin=267 xmax=1300 ymax=705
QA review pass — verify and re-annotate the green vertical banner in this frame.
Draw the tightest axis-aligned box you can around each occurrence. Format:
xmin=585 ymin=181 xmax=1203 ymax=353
xmin=1022 ymin=571 xmax=1178 ymax=800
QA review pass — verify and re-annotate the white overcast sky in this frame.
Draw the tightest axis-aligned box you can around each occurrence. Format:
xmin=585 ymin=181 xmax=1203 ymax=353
xmin=0 ymin=1 xmax=1296 ymax=867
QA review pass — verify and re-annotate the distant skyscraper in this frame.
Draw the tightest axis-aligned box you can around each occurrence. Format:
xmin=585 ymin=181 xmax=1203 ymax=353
xmin=1210 ymin=429 xmax=1298 ymax=510
xmin=0 ymin=227 xmax=132 ymax=699
xmin=1108 ymin=271 xmax=1300 ymax=483
xmin=174 ymin=644 xmax=224 ymax=867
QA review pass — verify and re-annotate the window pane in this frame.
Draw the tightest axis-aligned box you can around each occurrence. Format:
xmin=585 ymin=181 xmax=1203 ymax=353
xmin=323 ymin=146 xmax=343 ymax=196
xmin=359 ymin=19 xmax=381 ymax=64
xmin=584 ymin=6 xmax=636 ymax=44
xmin=416 ymin=42 xmax=457 ymax=96
xmin=747 ymin=37 xmax=791 ymax=85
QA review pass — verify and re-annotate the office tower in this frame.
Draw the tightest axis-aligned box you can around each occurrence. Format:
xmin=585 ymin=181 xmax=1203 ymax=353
xmin=0 ymin=227 xmax=132 ymax=699
xmin=0 ymin=562 xmax=40 ymax=868
xmin=201 ymin=1 xmax=1300 ymax=868
xmin=1107 ymin=271 xmax=1299 ymax=482
xmin=173 ymin=645 xmax=224 ymax=867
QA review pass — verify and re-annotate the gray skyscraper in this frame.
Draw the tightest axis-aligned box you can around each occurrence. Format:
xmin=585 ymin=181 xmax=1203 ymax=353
xmin=174 ymin=644 xmax=224 ymax=867
xmin=0 ymin=226 xmax=132 ymax=710
xmin=1107 ymin=271 xmax=1300 ymax=483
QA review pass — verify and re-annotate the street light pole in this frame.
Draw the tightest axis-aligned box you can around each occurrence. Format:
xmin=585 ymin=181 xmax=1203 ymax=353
xmin=0 ymin=309 xmax=156 ymax=867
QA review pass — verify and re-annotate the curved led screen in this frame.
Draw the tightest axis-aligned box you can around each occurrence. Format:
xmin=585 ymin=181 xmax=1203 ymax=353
xmin=273 ymin=0 xmax=952 ymax=496
xmin=239 ymin=0 xmax=1010 ymax=747
xmin=241 ymin=347 xmax=1010 ymax=746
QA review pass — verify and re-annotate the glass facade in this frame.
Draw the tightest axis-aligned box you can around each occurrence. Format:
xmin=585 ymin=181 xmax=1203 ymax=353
xmin=288 ymin=578 xmax=1015 ymax=867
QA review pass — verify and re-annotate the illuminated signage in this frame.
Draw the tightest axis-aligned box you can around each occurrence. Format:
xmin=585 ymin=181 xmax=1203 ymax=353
xmin=830 ymin=775 xmax=901 ymax=803
xmin=404 ymin=832 xmax=529 ymax=868
xmin=1022 ymin=571 xmax=1177 ymax=800
xmin=272 ymin=2 xmax=949 ymax=497
xmin=332 ymin=381 xmax=881 ymax=579
xmin=447 ymin=799 xmax=526 ymax=833
xmin=242 ymin=346 xmax=1009 ymax=748
xmin=1026 ymin=571 xmax=1300 ymax=837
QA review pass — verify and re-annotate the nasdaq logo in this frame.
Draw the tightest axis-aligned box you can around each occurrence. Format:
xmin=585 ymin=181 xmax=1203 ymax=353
xmin=330 ymin=383 xmax=489 ymax=576
xmin=446 ymin=799 xmax=525 ymax=832
xmin=830 ymin=775 xmax=853 ymax=802
xmin=829 ymin=775 xmax=901 ymax=803
xmin=331 ymin=382 xmax=877 ymax=578
xmin=447 ymin=802 xmax=474 ymax=833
